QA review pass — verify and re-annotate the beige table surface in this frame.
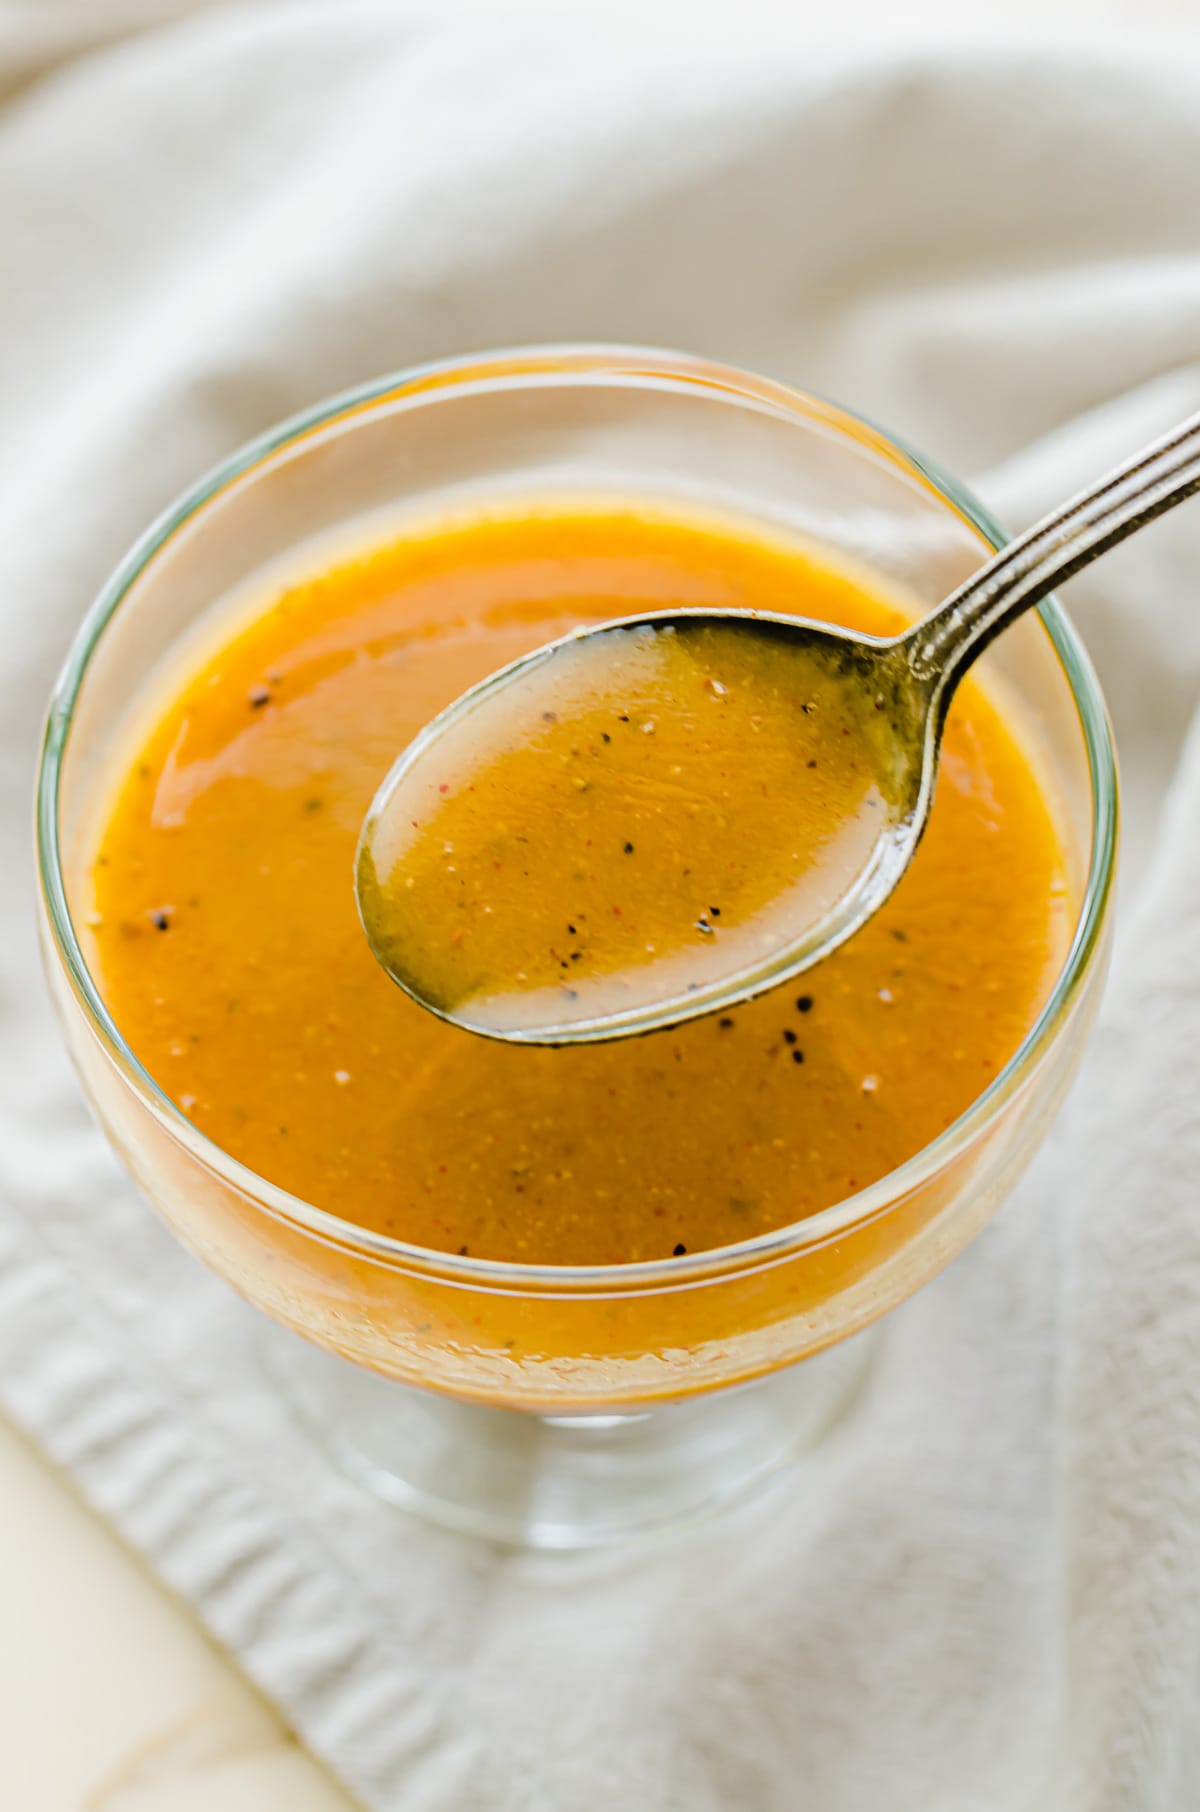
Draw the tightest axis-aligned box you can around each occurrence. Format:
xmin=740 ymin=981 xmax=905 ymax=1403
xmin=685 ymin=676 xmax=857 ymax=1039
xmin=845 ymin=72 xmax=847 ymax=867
xmin=3 ymin=1 xmax=1195 ymax=1807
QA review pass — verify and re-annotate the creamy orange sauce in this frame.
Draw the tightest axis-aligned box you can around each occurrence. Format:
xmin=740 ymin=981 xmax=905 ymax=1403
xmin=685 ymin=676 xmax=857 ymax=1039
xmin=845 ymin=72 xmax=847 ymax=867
xmin=360 ymin=616 xmax=907 ymax=1036
xmin=85 ymin=501 xmax=1072 ymax=1267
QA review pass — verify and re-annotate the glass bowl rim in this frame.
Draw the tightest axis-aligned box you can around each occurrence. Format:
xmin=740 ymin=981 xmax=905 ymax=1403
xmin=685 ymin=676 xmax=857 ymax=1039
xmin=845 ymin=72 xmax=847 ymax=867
xmin=36 ymin=342 xmax=1118 ymax=1292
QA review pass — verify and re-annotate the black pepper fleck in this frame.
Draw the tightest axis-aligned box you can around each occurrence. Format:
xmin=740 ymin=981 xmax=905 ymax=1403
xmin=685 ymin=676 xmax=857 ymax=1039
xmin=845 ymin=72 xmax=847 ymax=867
xmin=783 ymin=1028 xmax=797 ymax=1045
xmin=791 ymin=1048 xmax=805 ymax=1065
xmin=149 ymin=908 xmax=172 ymax=932
xmin=673 ymin=1242 xmax=687 ymax=1256
xmin=718 ymin=1017 xmax=735 ymax=1030
xmin=796 ymin=994 xmax=813 ymax=1013
xmin=248 ymin=684 xmax=272 ymax=709
xmin=624 ymin=841 xmax=635 ymax=854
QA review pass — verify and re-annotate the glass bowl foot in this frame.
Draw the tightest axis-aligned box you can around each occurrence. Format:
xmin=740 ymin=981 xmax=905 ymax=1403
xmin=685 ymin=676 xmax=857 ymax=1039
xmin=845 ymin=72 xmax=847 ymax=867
xmin=258 ymin=1324 xmax=880 ymax=1549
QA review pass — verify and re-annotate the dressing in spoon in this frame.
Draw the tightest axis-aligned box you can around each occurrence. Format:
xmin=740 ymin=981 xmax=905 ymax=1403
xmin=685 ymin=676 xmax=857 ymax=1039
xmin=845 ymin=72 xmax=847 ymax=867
xmin=357 ymin=409 xmax=1200 ymax=1043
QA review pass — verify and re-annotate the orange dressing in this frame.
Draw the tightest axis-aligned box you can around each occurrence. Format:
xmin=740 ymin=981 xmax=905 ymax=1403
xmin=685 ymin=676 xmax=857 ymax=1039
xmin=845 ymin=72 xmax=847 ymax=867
xmin=85 ymin=501 xmax=1072 ymax=1267
xmin=360 ymin=616 xmax=906 ymax=1036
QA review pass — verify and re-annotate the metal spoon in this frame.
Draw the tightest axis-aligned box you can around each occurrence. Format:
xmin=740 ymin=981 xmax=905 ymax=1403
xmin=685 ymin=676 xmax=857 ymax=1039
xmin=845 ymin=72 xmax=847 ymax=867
xmin=358 ymin=409 xmax=1200 ymax=1044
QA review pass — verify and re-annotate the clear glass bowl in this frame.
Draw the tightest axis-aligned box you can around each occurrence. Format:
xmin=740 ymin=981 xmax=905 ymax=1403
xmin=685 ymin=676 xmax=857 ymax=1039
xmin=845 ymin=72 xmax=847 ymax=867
xmin=36 ymin=347 xmax=1117 ymax=1546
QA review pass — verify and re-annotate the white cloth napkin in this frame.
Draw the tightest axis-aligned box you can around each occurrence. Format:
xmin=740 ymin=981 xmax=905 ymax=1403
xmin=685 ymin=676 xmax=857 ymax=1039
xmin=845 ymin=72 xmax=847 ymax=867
xmin=2 ymin=8 xmax=1199 ymax=1809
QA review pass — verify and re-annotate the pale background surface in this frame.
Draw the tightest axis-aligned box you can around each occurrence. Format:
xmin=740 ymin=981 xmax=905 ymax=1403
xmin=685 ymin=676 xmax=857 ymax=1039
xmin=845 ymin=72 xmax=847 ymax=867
xmin=4 ymin=1 xmax=1197 ymax=1808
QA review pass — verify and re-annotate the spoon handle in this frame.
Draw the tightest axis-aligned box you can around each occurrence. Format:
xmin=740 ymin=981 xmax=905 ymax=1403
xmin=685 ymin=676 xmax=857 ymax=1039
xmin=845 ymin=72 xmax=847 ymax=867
xmin=906 ymin=408 xmax=1200 ymax=689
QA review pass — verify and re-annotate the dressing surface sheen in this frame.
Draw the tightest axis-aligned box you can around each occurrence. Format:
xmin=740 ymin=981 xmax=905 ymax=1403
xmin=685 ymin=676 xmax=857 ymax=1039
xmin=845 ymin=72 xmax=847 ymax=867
xmin=86 ymin=503 xmax=1072 ymax=1267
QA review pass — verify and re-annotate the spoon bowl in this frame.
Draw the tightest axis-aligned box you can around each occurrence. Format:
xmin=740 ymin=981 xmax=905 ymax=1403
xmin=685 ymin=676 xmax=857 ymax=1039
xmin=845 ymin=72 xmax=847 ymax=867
xmin=356 ymin=607 xmax=934 ymax=1043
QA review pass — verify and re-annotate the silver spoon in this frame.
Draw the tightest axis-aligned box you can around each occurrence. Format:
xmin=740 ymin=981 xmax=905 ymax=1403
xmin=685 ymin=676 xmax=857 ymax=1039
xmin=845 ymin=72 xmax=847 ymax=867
xmin=358 ymin=409 xmax=1200 ymax=1045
